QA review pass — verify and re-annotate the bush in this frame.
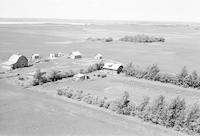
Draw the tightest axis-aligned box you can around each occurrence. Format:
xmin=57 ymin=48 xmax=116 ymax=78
xmin=119 ymin=34 xmax=165 ymax=43
xmin=108 ymin=91 xmax=130 ymax=114
xmin=57 ymin=89 xmax=66 ymax=96
xmin=184 ymin=104 xmax=200 ymax=133
xmin=32 ymin=69 xmax=47 ymax=86
xmin=166 ymin=97 xmax=186 ymax=128
xmin=84 ymin=62 xmax=104 ymax=74
xmin=143 ymin=64 xmax=160 ymax=80
xmin=104 ymin=37 xmax=113 ymax=42
xmin=136 ymin=96 xmax=150 ymax=119
xmin=123 ymin=63 xmax=146 ymax=78
xmin=148 ymin=95 xmax=167 ymax=125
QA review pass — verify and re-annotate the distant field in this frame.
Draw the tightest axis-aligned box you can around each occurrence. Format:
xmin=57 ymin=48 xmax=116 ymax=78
xmin=0 ymin=23 xmax=200 ymax=73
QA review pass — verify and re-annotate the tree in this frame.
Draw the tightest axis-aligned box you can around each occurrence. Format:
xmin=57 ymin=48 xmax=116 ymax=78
xmin=184 ymin=103 xmax=200 ymax=133
xmin=148 ymin=95 xmax=167 ymax=125
xmin=166 ymin=97 xmax=186 ymax=128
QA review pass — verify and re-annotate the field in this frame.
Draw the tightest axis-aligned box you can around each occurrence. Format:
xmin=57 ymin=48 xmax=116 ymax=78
xmin=1 ymin=20 xmax=200 ymax=136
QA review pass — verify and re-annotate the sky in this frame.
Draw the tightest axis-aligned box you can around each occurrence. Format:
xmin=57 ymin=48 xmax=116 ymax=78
xmin=1 ymin=0 xmax=200 ymax=22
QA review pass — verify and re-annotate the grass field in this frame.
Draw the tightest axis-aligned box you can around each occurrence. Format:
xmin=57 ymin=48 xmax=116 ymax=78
xmin=1 ymin=20 xmax=200 ymax=136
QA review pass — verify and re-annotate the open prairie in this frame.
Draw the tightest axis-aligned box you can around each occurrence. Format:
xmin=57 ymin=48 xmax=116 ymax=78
xmin=0 ymin=22 xmax=200 ymax=73
xmin=1 ymin=20 xmax=200 ymax=136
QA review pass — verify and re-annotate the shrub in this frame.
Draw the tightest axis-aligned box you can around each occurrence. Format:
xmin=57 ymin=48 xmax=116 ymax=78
xmin=143 ymin=64 xmax=160 ymax=80
xmin=105 ymin=37 xmax=113 ymax=42
xmin=177 ymin=66 xmax=188 ymax=85
xmin=71 ymin=90 xmax=84 ymax=101
xmin=46 ymin=70 xmax=61 ymax=82
xmin=32 ymin=69 xmax=47 ymax=86
xmin=136 ymin=96 xmax=150 ymax=119
xmin=148 ymin=95 xmax=167 ymax=125
xmin=57 ymin=89 xmax=66 ymax=96
xmin=109 ymin=91 xmax=130 ymax=114
xmin=123 ymin=63 xmax=146 ymax=78
xmin=166 ymin=97 xmax=186 ymax=128
xmin=155 ymin=72 xmax=178 ymax=84
xmin=84 ymin=62 xmax=104 ymax=74
xmin=184 ymin=104 xmax=200 ymax=133
xmin=119 ymin=35 xmax=165 ymax=43
xmin=122 ymin=101 xmax=136 ymax=116
xmin=101 ymin=74 xmax=107 ymax=78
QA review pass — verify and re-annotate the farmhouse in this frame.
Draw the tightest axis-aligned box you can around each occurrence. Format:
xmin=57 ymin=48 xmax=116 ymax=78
xmin=94 ymin=53 xmax=103 ymax=60
xmin=49 ymin=53 xmax=58 ymax=59
xmin=103 ymin=62 xmax=123 ymax=74
xmin=31 ymin=54 xmax=40 ymax=60
xmin=74 ymin=73 xmax=86 ymax=80
xmin=69 ymin=51 xmax=82 ymax=59
xmin=2 ymin=54 xmax=28 ymax=70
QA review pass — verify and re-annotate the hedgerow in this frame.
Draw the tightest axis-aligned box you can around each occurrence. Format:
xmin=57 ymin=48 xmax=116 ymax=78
xmin=123 ymin=63 xmax=200 ymax=90
xmin=57 ymin=88 xmax=200 ymax=135
xmin=119 ymin=34 xmax=165 ymax=43
xmin=29 ymin=62 xmax=104 ymax=86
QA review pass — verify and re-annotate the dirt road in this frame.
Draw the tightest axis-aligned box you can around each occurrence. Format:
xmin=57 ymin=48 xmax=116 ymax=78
xmin=0 ymin=80 xmax=185 ymax=136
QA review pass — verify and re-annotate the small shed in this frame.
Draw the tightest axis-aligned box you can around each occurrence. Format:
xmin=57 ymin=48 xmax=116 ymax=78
xmin=69 ymin=51 xmax=82 ymax=59
xmin=31 ymin=54 xmax=40 ymax=60
xmin=103 ymin=62 xmax=123 ymax=74
xmin=58 ymin=52 xmax=64 ymax=57
xmin=94 ymin=53 xmax=103 ymax=60
xmin=2 ymin=54 xmax=28 ymax=70
xmin=49 ymin=53 xmax=58 ymax=59
xmin=74 ymin=73 xmax=86 ymax=80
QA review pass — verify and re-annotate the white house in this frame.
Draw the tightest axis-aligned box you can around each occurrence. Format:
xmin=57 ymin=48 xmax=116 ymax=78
xmin=31 ymin=54 xmax=40 ymax=60
xmin=69 ymin=51 xmax=82 ymax=59
xmin=49 ymin=53 xmax=58 ymax=59
xmin=94 ymin=53 xmax=103 ymax=60
xmin=2 ymin=54 xmax=28 ymax=70
xmin=103 ymin=62 xmax=123 ymax=74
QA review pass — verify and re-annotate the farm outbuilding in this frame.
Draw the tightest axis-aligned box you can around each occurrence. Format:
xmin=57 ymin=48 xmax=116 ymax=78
xmin=69 ymin=51 xmax=82 ymax=59
xmin=49 ymin=53 xmax=58 ymax=59
xmin=2 ymin=54 xmax=28 ymax=70
xmin=94 ymin=53 xmax=103 ymax=60
xmin=103 ymin=62 xmax=123 ymax=74
xmin=31 ymin=54 xmax=40 ymax=60
xmin=58 ymin=52 xmax=64 ymax=57
xmin=74 ymin=73 xmax=86 ymax=80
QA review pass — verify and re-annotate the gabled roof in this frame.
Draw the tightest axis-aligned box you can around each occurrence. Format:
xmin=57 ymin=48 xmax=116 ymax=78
xmin=95 ymin=53 xmax=102 ymax=57
xmin=71 ymin=51 xmax=81 ymax=56
xmin=103 ymin=62 xmax=123 ymax=71
xmin=74 ymin=73 xmax=85 ymax=78
xmin=2 ymin=54 xmax=22 ymax=66
xmin=32 ymin=54 xmax=39 ymax=57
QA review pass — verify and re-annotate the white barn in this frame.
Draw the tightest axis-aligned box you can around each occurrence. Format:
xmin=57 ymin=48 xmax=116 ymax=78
xmin=94 ymin=53 xmax=103 ymax=60
xmin=69 ymin=51 xmax=82 ymax=59
xmin=2 ymin=54 xmax=28 ymax=70
xmin=103 ymin=62 xmax=123 ymax=74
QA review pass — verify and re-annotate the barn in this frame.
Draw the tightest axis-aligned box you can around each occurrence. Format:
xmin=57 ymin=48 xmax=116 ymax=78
xmin=94 ymin=53 xmax=103 ymax=60
xmin=31 ymin=54 xmax=40 ymax=60
xmin=2 ymin=54 xmax=28 ymax=70
xmin=103 ymin=62 xmax=123 ymax=74
xmin=69 ymin=51 xmax=82 ymax=59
